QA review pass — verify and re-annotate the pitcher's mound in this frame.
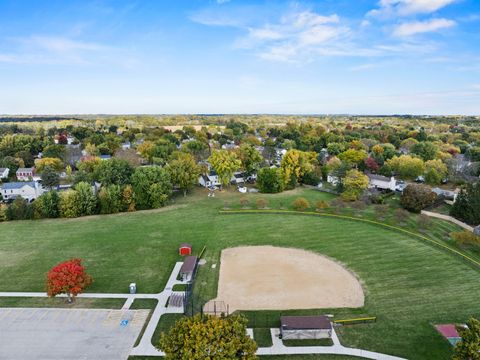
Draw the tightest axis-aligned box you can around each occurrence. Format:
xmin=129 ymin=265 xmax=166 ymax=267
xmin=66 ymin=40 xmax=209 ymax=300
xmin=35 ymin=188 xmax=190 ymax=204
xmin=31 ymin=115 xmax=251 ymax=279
xmin=207 ymin=246 xmax=364 ymax=312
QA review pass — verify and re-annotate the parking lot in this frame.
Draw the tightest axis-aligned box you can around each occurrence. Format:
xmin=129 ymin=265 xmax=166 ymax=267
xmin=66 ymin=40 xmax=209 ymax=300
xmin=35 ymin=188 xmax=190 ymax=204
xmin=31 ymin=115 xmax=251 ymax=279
xmin=0 ymin=308 xmax=149 ymax=360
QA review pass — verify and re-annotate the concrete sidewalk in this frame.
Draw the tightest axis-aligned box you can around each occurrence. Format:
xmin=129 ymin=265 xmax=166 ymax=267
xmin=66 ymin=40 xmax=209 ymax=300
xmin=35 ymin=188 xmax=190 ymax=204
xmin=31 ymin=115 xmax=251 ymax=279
xmin=255 ymin=328 xmax=406 ymax=360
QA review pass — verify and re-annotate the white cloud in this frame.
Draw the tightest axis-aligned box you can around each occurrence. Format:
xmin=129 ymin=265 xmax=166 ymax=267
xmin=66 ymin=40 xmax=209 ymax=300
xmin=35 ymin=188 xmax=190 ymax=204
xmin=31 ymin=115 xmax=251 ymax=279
xmin=18 ymin=36 xmax=106 ymax=53
xmin=369 ymin=0 xmax=457 ymax=17
xmin=393 ymin=18 xmax=456 ymax=36
xmin=234 ymin=10 xmax=350 ymax=62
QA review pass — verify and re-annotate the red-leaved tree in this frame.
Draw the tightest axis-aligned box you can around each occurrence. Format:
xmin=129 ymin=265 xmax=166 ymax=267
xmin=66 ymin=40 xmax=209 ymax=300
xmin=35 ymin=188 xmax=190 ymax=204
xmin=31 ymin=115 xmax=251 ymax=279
xmin=46 ymin=258 xmax=93 ymax=302
xmin=365 ymin=157 xmax=380 ymax=172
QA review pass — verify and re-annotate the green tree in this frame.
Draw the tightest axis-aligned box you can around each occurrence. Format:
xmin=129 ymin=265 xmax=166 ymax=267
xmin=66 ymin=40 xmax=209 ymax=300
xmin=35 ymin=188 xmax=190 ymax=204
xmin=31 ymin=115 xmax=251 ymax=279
xmin=93 ymin=158 xmax=133 ymax=186
xmin=257 ymin=167 xmax=285 ymax=193
xmin=411 ymin=141 xmax=438 ymax=161
xmin=98 ymin=184 xmax=122 ymax=214
xmin=400 ymin=184 xmax=437 ymax=213
xmin=59 ymin=190 xmax=80 ymax=218
xmin=453 ymin=317 xmax=480 ymax=360
xmin=424 ymin=159 xmax=448 ymax=185
xmin=237 ymin=143 xmax=262 ymax=176
xmin=5 ymin=197 xmax=33 ymax=220
xmin=122 ymin=185 xmax=136 ymax=212
xmin=451 ymin=182 xmax=480 ymax=225
xmin=75 ymin=182 xmax=97 ymax=216
xmin=35 ymin=157 xmax=63 ymax=172
xmin=341 ymin=169 xmax=369 ymax=201
xmin=167 ymin=152 xmax=200 ymax=196
xmin=208 ymin=150 xmax=241 ymax=188
xmin=158 ymin=314 xmax=257 ymax=360
xmin=280 ymin=149 xmax=317 ymax=188
xmin=386 ymin=155 xmax=425 ymax=179
xmin=34 ymin=190 xmax=60 ymax=218
xmin=41 ymin=166 xmax=60 ymax=189
xmin=338 ymin=149 xmax=368 ymax=167
xmin=131 ymin=166 xmax=172 ymax=209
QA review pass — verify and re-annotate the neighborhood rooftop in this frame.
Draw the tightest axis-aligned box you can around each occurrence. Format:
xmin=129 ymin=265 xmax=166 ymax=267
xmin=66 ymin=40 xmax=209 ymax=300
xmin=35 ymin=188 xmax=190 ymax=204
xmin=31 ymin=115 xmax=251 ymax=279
xmin=1 ymin=182 xmax=37 ymax=190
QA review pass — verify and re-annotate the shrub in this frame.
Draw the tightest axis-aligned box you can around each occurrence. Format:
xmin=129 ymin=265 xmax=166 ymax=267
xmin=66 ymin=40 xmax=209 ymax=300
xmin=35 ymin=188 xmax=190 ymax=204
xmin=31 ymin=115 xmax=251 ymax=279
xmin=400 ymin=184 xmax=437 ymax=213
xmin=256 ymin=198 xmax=268 ymax=209
xmin=240 ymin=197 xmax=249 ymax=208
xmin=374 ymin=204 xmax=389 ymax=220
xmin=395 ymin=208 xmax=410 ymax=224
xmin=316 ymin=200 xmax=329 ymax=210
xmin=451 ymin=231 xmax=480 ymax=249
xmin=293 ymin=197 xmax=310 ymax=211
xmin=417 ymin=214 xmax=432 ymax=230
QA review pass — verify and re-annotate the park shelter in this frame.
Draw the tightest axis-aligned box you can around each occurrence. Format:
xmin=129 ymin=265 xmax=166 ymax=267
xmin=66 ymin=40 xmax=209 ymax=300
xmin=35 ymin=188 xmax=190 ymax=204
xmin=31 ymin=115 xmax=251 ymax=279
xmin=179 ymin=256 xmax=197 ymax=282
xmin=280 ymin=315 xmax=332 ymax=340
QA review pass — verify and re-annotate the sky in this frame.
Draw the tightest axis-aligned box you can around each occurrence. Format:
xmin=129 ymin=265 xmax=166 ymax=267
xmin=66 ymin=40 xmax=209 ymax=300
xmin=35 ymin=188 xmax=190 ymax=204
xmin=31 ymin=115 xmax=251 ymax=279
xmin=0 ymin=0 xmax=479 ymax=115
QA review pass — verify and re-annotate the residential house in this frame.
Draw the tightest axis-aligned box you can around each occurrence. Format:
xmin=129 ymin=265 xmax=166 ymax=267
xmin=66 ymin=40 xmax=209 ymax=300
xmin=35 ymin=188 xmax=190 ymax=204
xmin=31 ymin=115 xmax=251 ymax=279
xmin=1 ymin=181 xmax=43 ymax=202
xmin=431 ymin=187 xmax=458 ymax=201
xmin=367 ymin=174 xmax=396 ymax=191
xmin=199 ymin=171 xmax=221 ymax=188
xmin=16 ymin=167 xmax=35 ymax=181
xmin=0 ymin=168 xmax=9 ymax=180
xmin=231 ymin=172 xmax=245 ymax=185
xmin=326 ymin=174 xmax=340 ymax=186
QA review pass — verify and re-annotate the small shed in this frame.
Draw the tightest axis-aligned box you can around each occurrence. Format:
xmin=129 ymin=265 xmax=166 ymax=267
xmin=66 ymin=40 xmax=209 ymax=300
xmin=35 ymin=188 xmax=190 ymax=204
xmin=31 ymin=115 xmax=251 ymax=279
xmin=179 ymin=243 xmax=192 ymax=256
xmin=179 ymin=256 xmax=198 ymax=282
xmin=280 ymin=315 xmax=332 ymax=340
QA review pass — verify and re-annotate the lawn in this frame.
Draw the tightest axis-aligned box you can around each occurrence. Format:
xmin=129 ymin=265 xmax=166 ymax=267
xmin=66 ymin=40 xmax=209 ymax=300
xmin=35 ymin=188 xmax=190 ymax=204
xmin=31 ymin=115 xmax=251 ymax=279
xmin=1 ymin=187 xmax=479 ymax=359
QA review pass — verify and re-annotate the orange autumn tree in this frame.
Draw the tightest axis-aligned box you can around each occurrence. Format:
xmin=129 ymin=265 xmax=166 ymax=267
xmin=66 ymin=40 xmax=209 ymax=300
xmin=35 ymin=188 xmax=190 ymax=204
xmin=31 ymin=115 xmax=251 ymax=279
xmin=46 ymin=258 xmax=93 ymax=302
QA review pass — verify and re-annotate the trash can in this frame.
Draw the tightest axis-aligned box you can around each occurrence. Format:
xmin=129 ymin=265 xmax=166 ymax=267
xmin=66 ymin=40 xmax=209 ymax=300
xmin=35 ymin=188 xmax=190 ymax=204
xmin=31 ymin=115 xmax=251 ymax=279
xmin=129 ymin=283 xmax=136 ymax=294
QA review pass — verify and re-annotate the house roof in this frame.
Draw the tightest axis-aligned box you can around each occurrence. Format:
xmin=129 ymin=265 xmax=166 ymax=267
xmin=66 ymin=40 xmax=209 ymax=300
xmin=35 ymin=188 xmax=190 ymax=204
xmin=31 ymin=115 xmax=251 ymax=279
xmin=180 ymin=256 xmax=198 ymax=274
xmin=2 ymin=181 xmax=36 ymax=190
xmin=367 ymin=173 xmax=391 ymax=182
xmin=281 ymin=316 xmax=331 ymax=330
xmin=0 ymin=168 xmax=7 ymax=173
xmin=201 ymin=174 xmax=210 ymax=183
xmin=16 ymin=167 xmax=34 ymax=173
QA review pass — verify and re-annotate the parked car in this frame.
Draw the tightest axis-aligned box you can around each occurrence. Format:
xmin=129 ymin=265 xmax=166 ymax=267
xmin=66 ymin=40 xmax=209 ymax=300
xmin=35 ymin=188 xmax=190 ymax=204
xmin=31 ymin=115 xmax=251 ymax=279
xmin=415 ymin=176 xmax=425 ymax=183
xmin=395 ymin=181 xmax=406 ymax=192
xmin=238 ymin=186 xmax=247 ymax=193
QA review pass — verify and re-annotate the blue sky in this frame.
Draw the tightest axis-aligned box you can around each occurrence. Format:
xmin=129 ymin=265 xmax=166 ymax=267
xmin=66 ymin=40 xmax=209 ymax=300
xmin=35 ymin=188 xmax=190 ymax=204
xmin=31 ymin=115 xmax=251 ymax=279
xmin=0 ymin=0 xmax=479 ymax=115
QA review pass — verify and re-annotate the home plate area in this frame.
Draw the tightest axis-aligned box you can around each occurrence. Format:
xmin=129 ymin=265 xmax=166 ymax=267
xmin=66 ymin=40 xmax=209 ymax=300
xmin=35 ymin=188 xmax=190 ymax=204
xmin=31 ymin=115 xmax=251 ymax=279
xmin=0 ymin=308 xmax=149 ymax=360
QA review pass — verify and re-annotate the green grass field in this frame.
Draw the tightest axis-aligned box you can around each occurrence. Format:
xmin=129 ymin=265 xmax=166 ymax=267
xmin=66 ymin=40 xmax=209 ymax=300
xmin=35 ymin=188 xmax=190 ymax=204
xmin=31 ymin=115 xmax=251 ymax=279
xmin=1 ymin=187 xmax=479 ymax=359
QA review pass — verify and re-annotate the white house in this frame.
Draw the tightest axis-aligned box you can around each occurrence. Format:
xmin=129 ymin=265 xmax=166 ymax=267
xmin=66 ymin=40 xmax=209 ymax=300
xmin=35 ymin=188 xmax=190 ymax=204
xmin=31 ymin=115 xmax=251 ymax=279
xmin=367 ymin=174 xmax=396 ymax=191
xmin=1 ymin=181 xmax=44 ymax=202
xmin=0 ymin=168 xmax=9 ymax=180
xmin=327 ymin=174 xmax=340 ymax=186
xmin=16 ymin=167 xmax=35 ymax=181
xmin=231 ymin=172 xmax=245 ymax=185
xmin=199 ymin=171 xmax=221 ymax=188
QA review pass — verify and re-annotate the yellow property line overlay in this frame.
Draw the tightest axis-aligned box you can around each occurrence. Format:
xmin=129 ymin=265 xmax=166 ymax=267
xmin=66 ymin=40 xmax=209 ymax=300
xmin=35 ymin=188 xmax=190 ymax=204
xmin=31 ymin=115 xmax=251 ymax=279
xmin=219 ymin=209 xmax=480 ymax=268
xmin=334 ymin=317 xmax=376 ymax=323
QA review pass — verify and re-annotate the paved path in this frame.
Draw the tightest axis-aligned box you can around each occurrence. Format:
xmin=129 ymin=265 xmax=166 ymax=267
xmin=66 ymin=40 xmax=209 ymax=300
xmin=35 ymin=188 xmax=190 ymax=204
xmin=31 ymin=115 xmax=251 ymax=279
xmin=421 ymin=210 xmax=474 ymax=231
xmin=255 ymin=328 xmax=406 ymax=360
xmin=130 ymin=262 xmax=185 ymax=357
